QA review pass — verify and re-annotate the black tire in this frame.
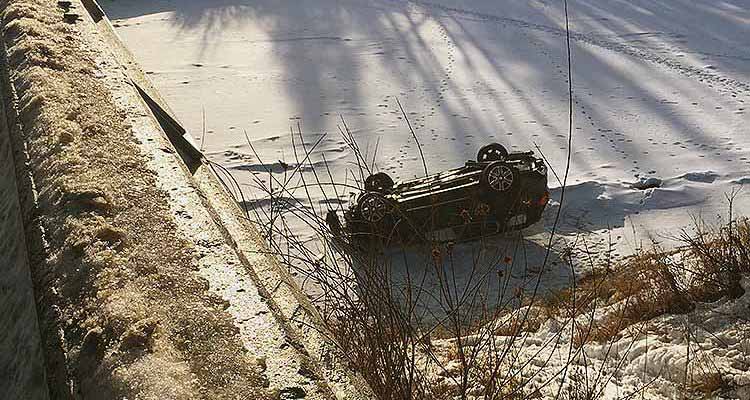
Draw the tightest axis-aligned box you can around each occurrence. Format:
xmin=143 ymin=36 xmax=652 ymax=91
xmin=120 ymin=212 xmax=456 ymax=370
xmin=326 ymin=210 xmax=342 ymax=236
xmin=357 ymin=192 xmax=391 ymax=223
xmin=477 ymin=143 xmax=508 ymax=162
xmin=365 ymin=172 xmax=394 ymax=193
xmin=481 ymin=162 xmax=518 ymax=193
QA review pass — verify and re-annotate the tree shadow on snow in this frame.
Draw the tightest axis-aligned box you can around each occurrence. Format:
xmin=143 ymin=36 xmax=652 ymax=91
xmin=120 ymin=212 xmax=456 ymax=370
xmin=352 ymin=233 xmax=571 ymax=327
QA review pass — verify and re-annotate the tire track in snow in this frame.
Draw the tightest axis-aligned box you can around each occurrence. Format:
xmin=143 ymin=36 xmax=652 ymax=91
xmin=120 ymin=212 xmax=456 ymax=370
xmin=408 ymin=0 xmax=750 ymax=100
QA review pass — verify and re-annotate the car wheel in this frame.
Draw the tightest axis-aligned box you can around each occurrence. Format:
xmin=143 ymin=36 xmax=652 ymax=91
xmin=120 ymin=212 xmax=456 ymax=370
xmin=358 ymin=192 xmax=391 ymax=223
xmin=326 ymin=210 xmax=342 ymax=235
xmin=364 ymin=172 xmax=394 ymax=193
xmin=477 ymin=143 xmax=508 ymax=162
xmin=482 ymin=162 xmax=517 ymax=193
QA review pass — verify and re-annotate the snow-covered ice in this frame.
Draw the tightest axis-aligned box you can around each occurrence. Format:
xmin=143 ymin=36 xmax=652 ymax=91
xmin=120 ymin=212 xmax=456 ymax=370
xmin=100 ymin=1 xmax=750 ymax=397
xmin=101 ymin=0 xmax=750 ymax=256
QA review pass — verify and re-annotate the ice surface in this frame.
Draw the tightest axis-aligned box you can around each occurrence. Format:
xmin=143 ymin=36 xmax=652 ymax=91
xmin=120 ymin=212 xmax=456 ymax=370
xmin=101 ymin=0 xmax=750 ymax=255
xmin=101 ymin=1 xmax=750 ymax=397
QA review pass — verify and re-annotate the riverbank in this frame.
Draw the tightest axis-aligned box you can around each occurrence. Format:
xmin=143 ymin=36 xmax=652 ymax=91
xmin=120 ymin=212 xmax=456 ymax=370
xmin=0 ymin=1 xmax=369 ymax=398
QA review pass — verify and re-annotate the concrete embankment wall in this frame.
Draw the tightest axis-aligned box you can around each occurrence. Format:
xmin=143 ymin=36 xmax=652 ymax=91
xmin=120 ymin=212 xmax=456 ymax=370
xmin=0 ymin=45 xmax=49 ymax=399
xmin=0 ymin=0 xmax=370 ymax=398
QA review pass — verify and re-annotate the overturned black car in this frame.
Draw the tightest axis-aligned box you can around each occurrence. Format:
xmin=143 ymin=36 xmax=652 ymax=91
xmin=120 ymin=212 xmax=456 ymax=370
xmin=327 ymin=143 xmax=550 ymax=244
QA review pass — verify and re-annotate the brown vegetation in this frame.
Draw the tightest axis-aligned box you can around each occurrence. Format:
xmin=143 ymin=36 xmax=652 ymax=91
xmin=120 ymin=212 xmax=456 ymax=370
xmin=551 ymin=217 xmax=749 ymax=347
xmin=2 ymin=1 xmax=271 ymax=398
xmin=239 ymin=112 xmax=750 ymax=399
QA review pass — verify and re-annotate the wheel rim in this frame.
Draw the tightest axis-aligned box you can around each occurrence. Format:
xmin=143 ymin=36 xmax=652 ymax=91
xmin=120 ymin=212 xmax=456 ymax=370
xmin=488 ymin=165 xmax=514 ymax=191
xmin=360 ymin=195 xmax=388 ymax=222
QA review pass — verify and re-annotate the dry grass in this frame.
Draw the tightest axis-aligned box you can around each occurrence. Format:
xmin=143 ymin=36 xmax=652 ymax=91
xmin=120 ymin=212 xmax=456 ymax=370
xmin=682 ymin=216 xmax=750 ymax=300
xmin=243 ymin=126 xmax=750 ymax=398
xmin=239 ymin=122 xmax=552 ymax=398
xmin=689 ymin=371 xmax=729 ymax=396
xmin=222 ymin=87 xmax=750 ymax=398
xmin=492 ymin=307 xmax=544 ymax=337
xmin=3 ymin=1 xmax=272 ymax=398
xmin=546 ymin=218 xmax=750 ymax=346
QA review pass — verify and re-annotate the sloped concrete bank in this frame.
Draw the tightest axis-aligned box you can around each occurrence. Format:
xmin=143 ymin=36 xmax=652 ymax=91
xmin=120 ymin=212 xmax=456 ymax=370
xmin=0 ymin=36 xmax=49 ymax=399
xmin=0 ymin=0 xmax=370 ymax=398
